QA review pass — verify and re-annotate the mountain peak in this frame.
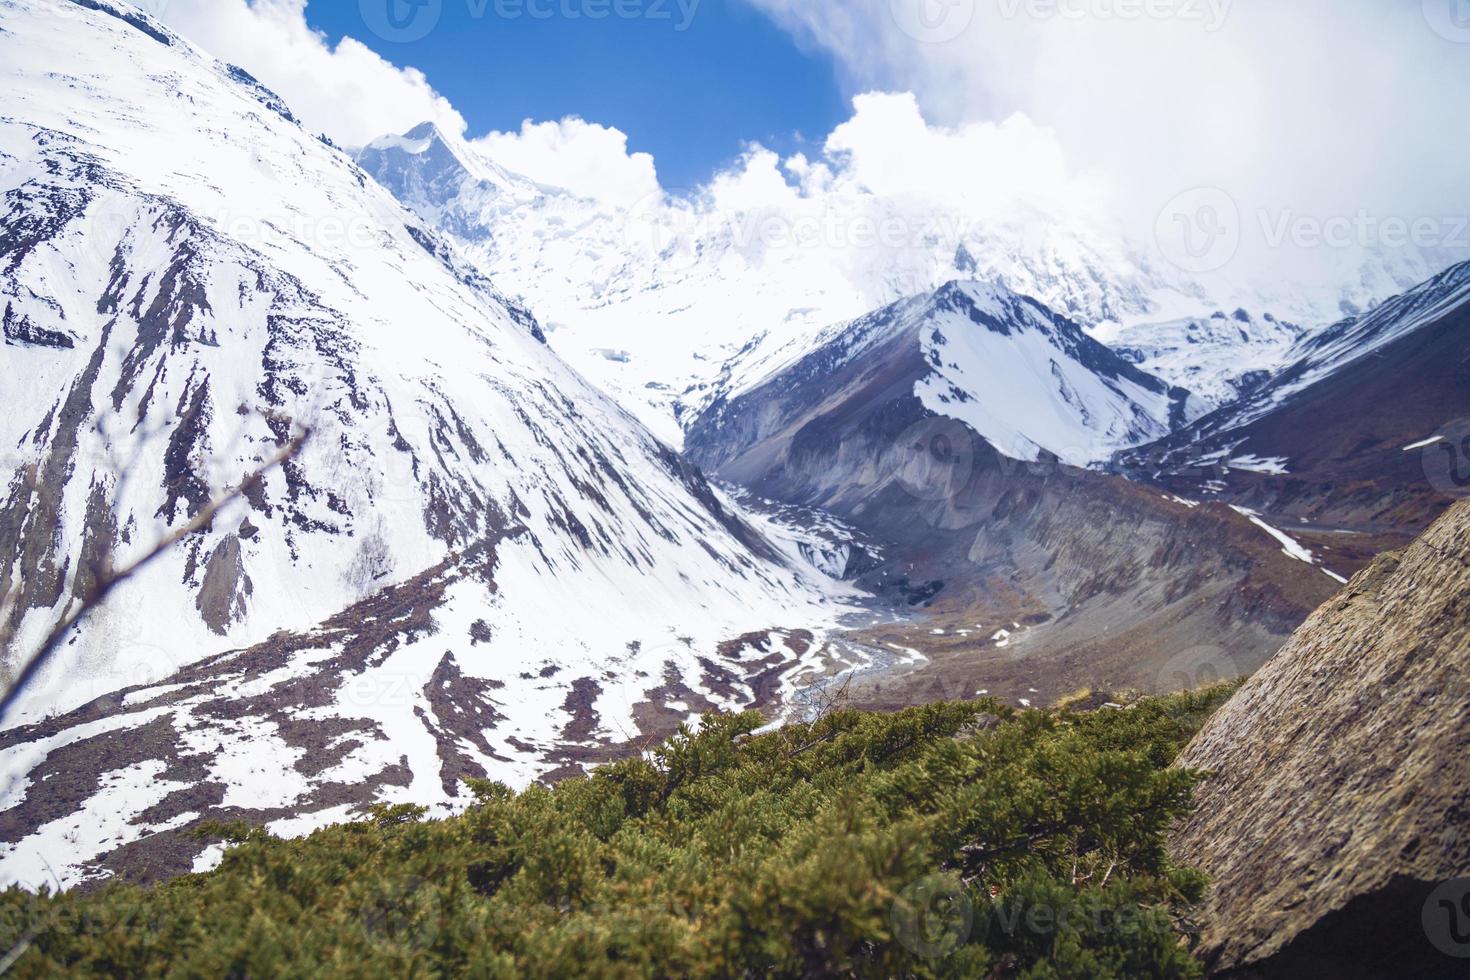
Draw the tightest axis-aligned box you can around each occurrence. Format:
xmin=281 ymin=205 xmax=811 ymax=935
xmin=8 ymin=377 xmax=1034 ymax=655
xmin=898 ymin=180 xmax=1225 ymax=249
xmin=358 ymin=122 xmax=526 ymax=225
xmin=403 ymin=120 xmax=447 ymax=143
xmin=362 ymin=120 xmax=465 ymax=159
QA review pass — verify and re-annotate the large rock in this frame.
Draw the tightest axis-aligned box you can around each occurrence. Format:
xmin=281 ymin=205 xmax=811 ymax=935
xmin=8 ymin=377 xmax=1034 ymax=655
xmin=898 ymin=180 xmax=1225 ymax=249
xmin=1172 ymin=499 xmax=1470 ymax=978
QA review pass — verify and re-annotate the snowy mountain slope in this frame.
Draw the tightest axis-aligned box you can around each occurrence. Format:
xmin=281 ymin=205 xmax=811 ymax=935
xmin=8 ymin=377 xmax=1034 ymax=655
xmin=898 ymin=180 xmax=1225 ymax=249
xmin=913 ymin=282 xmax=1197 ymax=464
xmin=0 ymin=0 xmax=858 ymax=886
xmin=1094 ymin=308 xmax=1308 ymax=412
xmin=1273 ymin=259 xmax=1470 ymax=414
xmin=1119 ymin=259 xmax=1470 ymax=535
xmin=691 ymin=279 xmax=1194 ymax=472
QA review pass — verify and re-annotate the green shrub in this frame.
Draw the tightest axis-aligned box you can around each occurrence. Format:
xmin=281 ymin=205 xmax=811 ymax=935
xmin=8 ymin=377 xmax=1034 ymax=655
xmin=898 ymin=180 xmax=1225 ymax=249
xmin=0 ymin=686 xmax=1234 ymax=978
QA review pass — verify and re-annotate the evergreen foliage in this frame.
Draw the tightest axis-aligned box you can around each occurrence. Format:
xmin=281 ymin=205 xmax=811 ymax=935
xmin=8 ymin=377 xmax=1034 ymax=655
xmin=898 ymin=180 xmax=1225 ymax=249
xmin=0 ymin=687 xmax=1233 ymax=978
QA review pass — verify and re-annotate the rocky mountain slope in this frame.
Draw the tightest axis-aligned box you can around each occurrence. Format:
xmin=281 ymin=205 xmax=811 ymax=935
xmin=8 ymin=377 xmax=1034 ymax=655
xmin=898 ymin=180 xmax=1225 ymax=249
xmin=1171 ymin=498 xmax=1470 ymax=978
xmin=0 ymin=0 xmax=855 ymax=888
xmin=1119 ymin=260 xmax=1470 ymax=549
xmin=684 ymin=280 xmax=1341 ymax=708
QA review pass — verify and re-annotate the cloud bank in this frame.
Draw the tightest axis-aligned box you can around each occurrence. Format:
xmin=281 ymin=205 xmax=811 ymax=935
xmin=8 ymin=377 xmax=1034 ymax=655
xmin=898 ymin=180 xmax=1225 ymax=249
xmin=155 ymin=0 xmax=1470 ymax=307
xmin=743 ymin=0 xmax=1470 ymax=243
xmin=471 ymin=118 xmax=661 ymax=207
xmin=156 ymin=0 xmax=466 ymax=149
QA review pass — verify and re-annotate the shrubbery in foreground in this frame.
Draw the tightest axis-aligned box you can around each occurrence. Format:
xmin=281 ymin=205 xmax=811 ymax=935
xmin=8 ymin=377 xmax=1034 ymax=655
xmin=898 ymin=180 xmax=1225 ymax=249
xmin=0 ymin=687 xmax=1234 ymax=978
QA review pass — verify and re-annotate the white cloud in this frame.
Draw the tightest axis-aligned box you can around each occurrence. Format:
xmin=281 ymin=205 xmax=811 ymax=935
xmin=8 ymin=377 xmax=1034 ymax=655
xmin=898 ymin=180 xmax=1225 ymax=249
xmin=618 ymin=93 xmax=1139 ymax=324
xmin=705 ymin=146 xmax=801 ymax=212
xmin=156 ymin=0 xmax=464 ymax=149
xmin=820 ymin=92 xmax=1104 ymax=221
xmin=742 ymin=0 xmax=1470 ymax=276
xmin=697 ymin=92 xmax=1109 ymax=257
xmin=472 ymin=118 xmax=660 ymax=207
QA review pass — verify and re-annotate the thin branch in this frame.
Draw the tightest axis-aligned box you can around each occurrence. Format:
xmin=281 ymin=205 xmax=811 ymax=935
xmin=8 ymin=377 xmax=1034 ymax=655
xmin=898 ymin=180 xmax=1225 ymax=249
xmin=0 ymin=430 xmax=310 ymax=727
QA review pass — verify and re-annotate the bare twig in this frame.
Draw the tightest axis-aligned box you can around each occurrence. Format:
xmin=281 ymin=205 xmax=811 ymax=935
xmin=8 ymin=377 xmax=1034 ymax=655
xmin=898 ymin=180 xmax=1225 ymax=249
xmin=0 ymin=430 xmax=310 ymax=727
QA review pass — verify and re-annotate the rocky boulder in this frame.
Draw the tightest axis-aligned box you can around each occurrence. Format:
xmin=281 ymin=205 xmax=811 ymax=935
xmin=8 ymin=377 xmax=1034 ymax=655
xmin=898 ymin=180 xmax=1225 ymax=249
xmin=1171 ymin=499 xmax=1470 ymax=977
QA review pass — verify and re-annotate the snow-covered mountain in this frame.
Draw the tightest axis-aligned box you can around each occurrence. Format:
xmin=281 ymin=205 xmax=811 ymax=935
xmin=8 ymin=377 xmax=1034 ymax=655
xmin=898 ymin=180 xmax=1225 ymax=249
xmin=693 ymin=279 xmax=1194 ymax=471
xmin=1095 ymin=308 xmax=1308 ymax=412
xmin=356 ymin=125 xmax=1206 ymax=444
xmin=0 ymin=0 xmax=863 ymax=887
xmin=680 ymin=275 xmax=1337 ymax=731
xmin=358 ymin=123 xmax=1468 ymax=444
xmin=1119 ymin=259 xmax=1470 ymax=535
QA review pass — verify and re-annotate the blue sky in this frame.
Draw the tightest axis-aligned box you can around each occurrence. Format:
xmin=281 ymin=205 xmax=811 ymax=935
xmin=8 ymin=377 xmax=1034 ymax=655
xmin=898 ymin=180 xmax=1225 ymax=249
xmin=305 ymin=0 xmax=848 ymax=188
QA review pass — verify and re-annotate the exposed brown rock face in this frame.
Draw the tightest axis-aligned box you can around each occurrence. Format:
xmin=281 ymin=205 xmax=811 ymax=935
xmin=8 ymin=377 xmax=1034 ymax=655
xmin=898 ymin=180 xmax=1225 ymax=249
xmin=195 ymin=533 xmax=253 ymax=635
xmin=1171 ymin=499 xmax=1470 ymax=978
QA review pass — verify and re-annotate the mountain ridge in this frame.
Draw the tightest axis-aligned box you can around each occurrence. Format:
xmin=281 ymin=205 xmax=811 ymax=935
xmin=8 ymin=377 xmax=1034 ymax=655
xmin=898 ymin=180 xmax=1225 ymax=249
xmin=1118 ymin=257 xmax=1470 ymax=549
xmin=683 ymin=277 xmax=1338 ymax=711
xmin=359 ymin=119 xmax=1469 ymax=446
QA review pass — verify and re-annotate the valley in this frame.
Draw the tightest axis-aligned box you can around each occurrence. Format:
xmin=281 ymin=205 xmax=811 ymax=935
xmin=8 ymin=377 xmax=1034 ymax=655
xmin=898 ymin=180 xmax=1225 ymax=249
xmin=0 ymin=11 xmax=1465 ymax=972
